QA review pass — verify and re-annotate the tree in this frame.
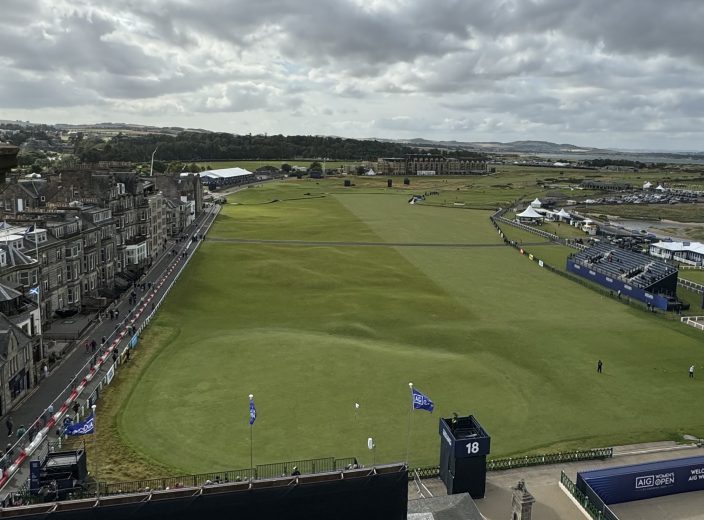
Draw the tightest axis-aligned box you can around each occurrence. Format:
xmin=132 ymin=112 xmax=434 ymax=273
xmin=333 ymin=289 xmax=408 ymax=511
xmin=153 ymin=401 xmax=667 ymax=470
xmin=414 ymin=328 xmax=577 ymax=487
xmin=309 ymin=161 xmax=322 ymax=171
xmin=281 ymin=163 xmax=292 ymax=172
xmin=355 ymin=166 xmax=366 ymax=175
xmin=31 ymin=163 xmax=42 ymax=174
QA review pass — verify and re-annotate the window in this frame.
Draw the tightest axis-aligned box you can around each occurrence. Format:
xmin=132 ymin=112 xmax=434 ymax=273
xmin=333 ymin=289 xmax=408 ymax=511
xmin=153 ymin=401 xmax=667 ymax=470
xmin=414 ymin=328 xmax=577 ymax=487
xmin=56 ymin=248 xmax=62 ymax=260
xmin=67 ymin=288 xmax=74 ymax=303
xmin=43 ymin=279 xmax=49 ymax=291
xmin=57 ymin=270 xmax=63 ymax=284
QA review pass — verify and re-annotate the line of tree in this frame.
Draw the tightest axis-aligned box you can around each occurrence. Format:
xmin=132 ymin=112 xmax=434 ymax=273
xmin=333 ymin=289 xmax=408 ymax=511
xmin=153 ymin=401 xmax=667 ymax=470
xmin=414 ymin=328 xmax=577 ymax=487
xmin=582 ymin=158 xmax=667 ymax=168
xmin=73 ymin=132 xmax=487 ymax=163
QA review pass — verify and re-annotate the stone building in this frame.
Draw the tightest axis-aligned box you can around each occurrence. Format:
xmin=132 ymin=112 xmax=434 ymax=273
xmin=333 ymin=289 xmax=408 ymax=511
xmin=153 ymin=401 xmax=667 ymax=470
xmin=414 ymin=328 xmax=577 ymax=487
xmin=377 ymin=154 xmax=488 ymax=176
xmin=0 ymin=166 xmax=204 ymax=337
xmin=0 ymin=312 xmax=36 ymax=416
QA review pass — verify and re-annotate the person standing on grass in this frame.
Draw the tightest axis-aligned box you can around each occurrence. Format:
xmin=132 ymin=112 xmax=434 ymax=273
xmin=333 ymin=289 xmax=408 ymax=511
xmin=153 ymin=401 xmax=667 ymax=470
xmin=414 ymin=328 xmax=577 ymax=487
xmin=690 ymin=365 xmax=695 ymax=379
xmin=597 ymin=360 xmax=603 ymax=374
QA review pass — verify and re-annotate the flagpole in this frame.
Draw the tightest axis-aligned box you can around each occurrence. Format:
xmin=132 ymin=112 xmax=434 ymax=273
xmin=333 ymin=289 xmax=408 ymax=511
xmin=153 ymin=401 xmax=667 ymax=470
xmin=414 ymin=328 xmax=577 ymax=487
xmin=406 ymin=382 xmax=413 ymax=464
xmin=92 ymin=404 xmax=99 ymax=498
xmin=249 ymin=394 xmax=254 ymax=479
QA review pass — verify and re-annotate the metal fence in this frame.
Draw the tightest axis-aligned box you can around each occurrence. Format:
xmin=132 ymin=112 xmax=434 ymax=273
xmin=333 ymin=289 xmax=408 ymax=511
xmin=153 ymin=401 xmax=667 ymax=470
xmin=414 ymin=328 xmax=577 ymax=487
xmin=101 ymin=456 xmax=356 ymax=496
xmin=560 ymin=471 xmax=620 ymax=520
xmin=486 ymin=447 xmax=613 ymax=471
xmin=408 ymin=448 xmax=612 ymax=481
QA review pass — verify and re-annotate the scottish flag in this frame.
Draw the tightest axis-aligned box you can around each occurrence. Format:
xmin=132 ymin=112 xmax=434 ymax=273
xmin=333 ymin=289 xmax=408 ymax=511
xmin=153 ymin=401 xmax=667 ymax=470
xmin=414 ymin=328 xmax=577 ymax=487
xmin=249 ymin=396 xmax=256 ymax=425
xmin=29 ymin=286 xmax=39 ymax=297
xmin=65 ymin=414 xmax=94 ymax=436
xmin=412 ymin=387 xmax=434 ymax=413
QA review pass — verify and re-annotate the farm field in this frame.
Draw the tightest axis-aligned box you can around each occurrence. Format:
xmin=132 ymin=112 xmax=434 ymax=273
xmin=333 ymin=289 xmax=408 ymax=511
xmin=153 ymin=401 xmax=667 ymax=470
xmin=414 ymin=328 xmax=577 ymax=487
xmin=103 ymin=178 xmax=704 ymax=481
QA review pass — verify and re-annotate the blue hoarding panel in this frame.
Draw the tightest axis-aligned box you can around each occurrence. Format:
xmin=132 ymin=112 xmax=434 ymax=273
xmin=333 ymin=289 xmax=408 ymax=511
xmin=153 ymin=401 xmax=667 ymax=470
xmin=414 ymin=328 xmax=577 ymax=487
xmin=577 ymin=456 xmax=704 ymax=504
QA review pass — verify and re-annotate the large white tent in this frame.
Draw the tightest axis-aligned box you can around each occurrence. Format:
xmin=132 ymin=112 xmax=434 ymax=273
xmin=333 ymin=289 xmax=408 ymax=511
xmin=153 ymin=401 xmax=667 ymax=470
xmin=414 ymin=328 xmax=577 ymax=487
xmin=530 ymin=198 xmax=542 ymax=208
xmin=516 ymin=206 xmax=545 ymax=222
xmin=556 ymin=208 xmax=571 ymax=220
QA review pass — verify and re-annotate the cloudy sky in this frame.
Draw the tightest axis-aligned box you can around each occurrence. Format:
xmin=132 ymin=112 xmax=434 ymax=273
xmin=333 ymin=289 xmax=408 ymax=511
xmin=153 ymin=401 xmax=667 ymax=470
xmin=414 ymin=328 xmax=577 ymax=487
xmin=1 ymin=0 xmax=702 ymax=150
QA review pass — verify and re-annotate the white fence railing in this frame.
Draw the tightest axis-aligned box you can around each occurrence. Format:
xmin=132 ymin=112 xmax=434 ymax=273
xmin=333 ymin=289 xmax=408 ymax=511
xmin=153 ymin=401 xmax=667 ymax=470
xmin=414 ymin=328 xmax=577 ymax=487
xmin=681 ymin=316 xmax=704 ymax=332
xmin=678 ymin=278 xmax=704 ymax=294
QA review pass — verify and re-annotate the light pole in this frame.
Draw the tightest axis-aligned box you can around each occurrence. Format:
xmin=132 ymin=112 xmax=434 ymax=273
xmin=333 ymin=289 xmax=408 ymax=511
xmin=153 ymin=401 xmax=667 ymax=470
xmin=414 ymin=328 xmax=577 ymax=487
xmin=92 ymin=404 xmax=99 ymax=498
xmin=150 ymin=145 xmax=159 ymax=177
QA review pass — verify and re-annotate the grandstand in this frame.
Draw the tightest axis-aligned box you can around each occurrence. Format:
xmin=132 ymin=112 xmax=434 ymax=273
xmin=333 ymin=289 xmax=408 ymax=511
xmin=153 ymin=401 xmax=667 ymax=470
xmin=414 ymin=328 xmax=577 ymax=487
xmin=567 ymin=243 xmax=679 ymax=310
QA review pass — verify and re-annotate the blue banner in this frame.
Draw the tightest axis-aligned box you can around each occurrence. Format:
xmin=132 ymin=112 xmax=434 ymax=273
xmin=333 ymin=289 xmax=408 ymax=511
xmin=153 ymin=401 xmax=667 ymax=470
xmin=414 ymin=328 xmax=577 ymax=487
xmin=412 ymin=387 xmax=434 ymax=412
xmin=65 ymin=414 xmax=94 ymax=436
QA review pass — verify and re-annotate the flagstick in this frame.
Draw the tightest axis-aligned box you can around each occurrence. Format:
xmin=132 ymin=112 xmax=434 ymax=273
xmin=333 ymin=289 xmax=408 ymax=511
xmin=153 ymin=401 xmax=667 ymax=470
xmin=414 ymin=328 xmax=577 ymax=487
xmin=405 ymin=382 xmax=413 ymax=464
xmin=92 ymin=404 xmax=99 ymax=498
xmin=249 ymin=394 xmax=254 ymax=479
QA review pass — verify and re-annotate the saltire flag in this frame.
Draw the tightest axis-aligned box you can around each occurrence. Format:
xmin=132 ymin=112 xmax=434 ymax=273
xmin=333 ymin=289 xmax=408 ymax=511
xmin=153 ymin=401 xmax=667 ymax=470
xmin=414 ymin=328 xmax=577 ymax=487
xmin=249 ymin=394 xmax=256 ymax=425
xmin=65 ymin=414 xmax=95 ymax=436
xmin=411 ymin=387 xmax=434 ymax=413
xmin=29 ymin=286 xmax=39 ymax=297
xmin=25 ymin=225 xmax=35 ymax=234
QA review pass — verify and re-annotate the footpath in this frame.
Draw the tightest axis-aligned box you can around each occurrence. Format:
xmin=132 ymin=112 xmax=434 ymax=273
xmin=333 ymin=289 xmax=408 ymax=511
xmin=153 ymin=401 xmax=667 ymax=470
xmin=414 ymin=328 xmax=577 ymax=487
xmin=0 ymin=203 xmax=221 ymax=502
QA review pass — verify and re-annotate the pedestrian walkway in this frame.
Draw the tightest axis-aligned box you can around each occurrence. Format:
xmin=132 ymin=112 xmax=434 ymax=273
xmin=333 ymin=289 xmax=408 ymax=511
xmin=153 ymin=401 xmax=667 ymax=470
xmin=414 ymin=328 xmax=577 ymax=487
xmin=0 ymin=204 xmax=220 ymax=499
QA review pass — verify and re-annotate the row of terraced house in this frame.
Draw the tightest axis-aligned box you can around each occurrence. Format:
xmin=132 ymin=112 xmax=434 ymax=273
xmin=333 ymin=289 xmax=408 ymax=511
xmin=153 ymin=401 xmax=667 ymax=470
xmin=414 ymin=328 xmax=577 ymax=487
xmin=0 ymin=145 xmax=205 ymax=416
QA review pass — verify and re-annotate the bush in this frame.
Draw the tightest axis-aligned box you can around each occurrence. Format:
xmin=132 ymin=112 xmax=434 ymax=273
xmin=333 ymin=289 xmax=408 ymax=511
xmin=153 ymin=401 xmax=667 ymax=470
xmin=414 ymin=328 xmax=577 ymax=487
xmin=403 ymin=177 xmax=410 ymax=185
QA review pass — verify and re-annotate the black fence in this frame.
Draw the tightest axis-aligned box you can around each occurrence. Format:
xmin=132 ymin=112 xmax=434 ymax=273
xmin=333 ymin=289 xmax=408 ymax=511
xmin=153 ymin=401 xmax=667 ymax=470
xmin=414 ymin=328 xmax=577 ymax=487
xmin=409 ymin=448 xmax=613 ymax=481
xmin=101 ymin=456 xmax=357 ymax=496
xmin=486 ymin=447 xmax=613 ymax=471
xmin=561 ymin=471 xmax=620 ymax=520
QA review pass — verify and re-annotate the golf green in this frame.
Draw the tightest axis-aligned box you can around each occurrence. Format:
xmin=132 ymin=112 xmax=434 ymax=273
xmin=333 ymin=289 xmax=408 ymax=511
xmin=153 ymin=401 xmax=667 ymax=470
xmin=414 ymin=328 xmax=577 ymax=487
xmin=117 ymin=181 xmax=704 ymax=474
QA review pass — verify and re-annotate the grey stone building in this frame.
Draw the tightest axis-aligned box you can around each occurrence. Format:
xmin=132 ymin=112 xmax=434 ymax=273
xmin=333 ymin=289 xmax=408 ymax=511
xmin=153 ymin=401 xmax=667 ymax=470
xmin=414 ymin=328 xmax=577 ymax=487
xmin=0 ymin=311 xmax=36 ymax=416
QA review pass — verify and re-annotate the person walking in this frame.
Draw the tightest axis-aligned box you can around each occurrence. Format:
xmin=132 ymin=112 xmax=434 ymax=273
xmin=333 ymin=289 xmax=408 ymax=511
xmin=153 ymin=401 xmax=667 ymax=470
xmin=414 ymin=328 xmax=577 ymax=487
xmin=5 ymin=416 xmax=13 ymax=437
xmin=689 ymin=365 xmax=695 ymax=379
xmin=597 ymin=360 xmax=603 ymax=374
xmin=43 ymin=363 xmax=48 ymax=379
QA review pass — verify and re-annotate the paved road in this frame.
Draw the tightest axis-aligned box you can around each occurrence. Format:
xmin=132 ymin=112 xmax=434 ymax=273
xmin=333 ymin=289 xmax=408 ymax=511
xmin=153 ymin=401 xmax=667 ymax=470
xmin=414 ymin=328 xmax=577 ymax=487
xmin=0 ymin=204 xmax=220 ymax=493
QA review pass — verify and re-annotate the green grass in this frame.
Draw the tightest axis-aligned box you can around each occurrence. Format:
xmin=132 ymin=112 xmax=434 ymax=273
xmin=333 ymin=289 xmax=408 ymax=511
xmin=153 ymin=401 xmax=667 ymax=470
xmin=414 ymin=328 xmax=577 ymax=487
xmin=109 ymin=179 xmax=704 ymax=479
xmin=680 ymin=270 xmax=704 ymax=285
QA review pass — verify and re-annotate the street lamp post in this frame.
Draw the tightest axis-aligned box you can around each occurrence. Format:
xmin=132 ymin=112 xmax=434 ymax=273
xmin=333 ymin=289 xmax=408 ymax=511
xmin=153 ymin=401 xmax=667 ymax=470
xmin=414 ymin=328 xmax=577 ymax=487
xmin=150 ymin=145 xmax=159 ymax=177
xmin=92 ymin=404 xmax=99 ymax=498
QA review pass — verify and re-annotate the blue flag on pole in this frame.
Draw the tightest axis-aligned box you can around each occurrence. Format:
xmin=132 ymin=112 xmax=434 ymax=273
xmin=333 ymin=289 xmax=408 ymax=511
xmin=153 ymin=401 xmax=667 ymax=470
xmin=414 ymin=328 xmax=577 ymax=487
xmin=412 ymin=387 xmax=434 ymax=413
xmin=29 ymin=286 xmax=39 ymax=297
xmin=65 ymin=414 xmax=95 ymax=436
xmin=249 ymin=396 xmax=256 ymax=425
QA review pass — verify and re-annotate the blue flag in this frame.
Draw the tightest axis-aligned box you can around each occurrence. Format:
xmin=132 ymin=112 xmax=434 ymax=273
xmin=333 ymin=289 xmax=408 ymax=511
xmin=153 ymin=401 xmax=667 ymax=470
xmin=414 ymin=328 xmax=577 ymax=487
xmin=412 ymin=387 xmax=434 ymax=413
xmin=65 ymin=414 xmax=95 ymax=436
xmin=249 ymin=396 xmax=256 ymax=425
xmin=29 ymin=286 xmax=39 ymax=297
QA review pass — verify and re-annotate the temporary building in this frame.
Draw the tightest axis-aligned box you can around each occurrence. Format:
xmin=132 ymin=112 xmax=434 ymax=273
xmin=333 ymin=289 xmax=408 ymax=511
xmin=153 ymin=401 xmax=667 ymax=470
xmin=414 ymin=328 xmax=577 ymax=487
xmin=556 ymin=208 xmax=571 ymax=221
xmin=642 ymin=181 xmax=653 ymax=189
xmin=530 ymin=198 xmax=542 ymax=208
xmin=516 ymin=206 xmax=545 ymax=222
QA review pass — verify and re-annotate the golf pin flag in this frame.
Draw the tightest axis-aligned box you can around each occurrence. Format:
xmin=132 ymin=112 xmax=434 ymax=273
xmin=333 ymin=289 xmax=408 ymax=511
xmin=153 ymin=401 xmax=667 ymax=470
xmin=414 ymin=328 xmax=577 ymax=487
xmin=410 ymin=384 xmax=434 ymax=413
xmin=249 ymin=394 xmax=256 ymax=425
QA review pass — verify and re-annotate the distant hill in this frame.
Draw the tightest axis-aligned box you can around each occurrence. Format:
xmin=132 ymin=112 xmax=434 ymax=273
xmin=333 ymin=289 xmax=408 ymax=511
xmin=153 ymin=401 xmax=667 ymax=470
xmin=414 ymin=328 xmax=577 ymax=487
xmin=369 ymin=137 xmax=604 ymax=154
